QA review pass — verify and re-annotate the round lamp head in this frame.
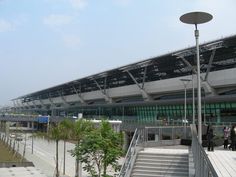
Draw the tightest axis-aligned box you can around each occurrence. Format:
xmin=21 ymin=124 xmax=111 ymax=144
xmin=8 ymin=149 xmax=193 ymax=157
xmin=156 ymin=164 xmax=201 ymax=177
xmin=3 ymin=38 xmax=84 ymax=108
xmin=180 ymin=11 xmax=213 ymax=25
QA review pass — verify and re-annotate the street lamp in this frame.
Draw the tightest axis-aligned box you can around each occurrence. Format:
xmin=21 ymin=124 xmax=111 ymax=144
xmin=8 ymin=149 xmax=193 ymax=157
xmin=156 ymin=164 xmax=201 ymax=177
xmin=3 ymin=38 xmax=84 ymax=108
xmin=180 ymin=78 xmax=191 ymax=138
xmin=192 ymin=71 xmax=195 ymax=125
xmin=180 ymin=12 xmax=213 ymax=144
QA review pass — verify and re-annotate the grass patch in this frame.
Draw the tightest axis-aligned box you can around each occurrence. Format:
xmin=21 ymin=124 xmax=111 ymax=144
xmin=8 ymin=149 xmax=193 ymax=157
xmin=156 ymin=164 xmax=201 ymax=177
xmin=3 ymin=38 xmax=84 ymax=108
xmin=0 ymin=141 xmax=21 ymax=162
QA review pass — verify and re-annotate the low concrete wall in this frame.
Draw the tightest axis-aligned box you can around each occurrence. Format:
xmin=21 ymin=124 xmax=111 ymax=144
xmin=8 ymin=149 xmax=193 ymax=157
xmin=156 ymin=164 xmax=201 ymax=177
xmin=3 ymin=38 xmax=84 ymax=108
xmin=0 ymin=162 xmax=34 ymax=168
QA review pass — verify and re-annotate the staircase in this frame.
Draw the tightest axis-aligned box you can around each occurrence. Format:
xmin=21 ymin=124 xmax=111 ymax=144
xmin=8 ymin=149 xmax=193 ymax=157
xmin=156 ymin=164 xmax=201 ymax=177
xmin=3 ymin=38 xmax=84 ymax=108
xmin=131 ymin=149 xmax=189 ymax=177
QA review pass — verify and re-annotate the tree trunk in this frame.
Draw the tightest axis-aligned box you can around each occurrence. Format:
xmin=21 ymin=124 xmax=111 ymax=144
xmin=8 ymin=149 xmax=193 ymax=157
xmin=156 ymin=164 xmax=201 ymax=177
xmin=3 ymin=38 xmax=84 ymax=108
xmin=103 ymin=166 xmax=106 ymax=177
xmin=56 ymin=140 xmax=59 ymax=177
xmin=31 ymin=135 xmax=34 ymax=154
xmin=63 ymin=140 xmax=66 ymax=175
xmin=22 ymin=135 xmax=27 ymax=162
xmin=75 ymin=159 xmax=78 ymax=177
xmin=103 ymin=161 xmax=107 ymax=177
xmin=75 ymin=140 xmax=82 ymax=177
xmin=103 ymin=153 xmax=107 ymax=176
xmin=75 ymin=159 xmax=82 ymax=177
xmin=12 ymin=139 xmax=16 ymax=153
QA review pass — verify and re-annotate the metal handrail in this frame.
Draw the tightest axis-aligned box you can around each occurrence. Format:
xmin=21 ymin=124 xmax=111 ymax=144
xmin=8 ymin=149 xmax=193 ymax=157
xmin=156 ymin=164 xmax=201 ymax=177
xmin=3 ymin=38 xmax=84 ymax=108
xmin=119 ymin=128 xmax=140 ymax=177
xmin=190 ymin=124 xmax=218 ymax=177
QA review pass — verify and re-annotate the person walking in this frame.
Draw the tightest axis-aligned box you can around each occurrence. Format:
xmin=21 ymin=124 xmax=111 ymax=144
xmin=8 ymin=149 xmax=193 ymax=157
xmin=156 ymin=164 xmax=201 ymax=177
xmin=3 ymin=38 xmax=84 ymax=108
xmin=223 ymin=126 xmax=230 ymax=149
xmin=207 ymin=126 xmax=214 ymax=151
xmin=230 ymin=125 xmax=236 ymax=151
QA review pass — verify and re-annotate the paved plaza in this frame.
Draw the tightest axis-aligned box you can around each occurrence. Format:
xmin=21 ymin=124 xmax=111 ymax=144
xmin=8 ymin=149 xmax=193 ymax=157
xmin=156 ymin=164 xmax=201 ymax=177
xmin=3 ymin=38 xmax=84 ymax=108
xmin=2 ymin=133 xmax=236 ymax=177
xmin=15 ymin=134 xmax=122 ymax=177
xmin=206 ymin=146 xmax=236 ymax=177
xmin=0 ymin=166 xmax=47 ymax=177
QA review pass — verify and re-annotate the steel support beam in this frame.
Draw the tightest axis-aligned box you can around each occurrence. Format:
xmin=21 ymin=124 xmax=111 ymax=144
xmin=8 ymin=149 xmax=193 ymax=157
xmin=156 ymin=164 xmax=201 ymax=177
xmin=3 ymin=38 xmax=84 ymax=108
xmin=178 ymin=56 xmax=216 ymax=95
xmin=126 ymin=70 xmax=152 ymax=101
xmin=57 ymin=90 xmax=70 ymax=106
xmin=16 ymin=100 xmax=23 ymax=110
xmin=93 ymin=79 xmax=112 ymax=103
xmin=204 ymin=49 xmax=216 ymax=81
xmin=73 ymin=86 xmax=86 ymax=104
xmin=31 ymin=100 xmax=38 ymax=109
xmin=142 ymin=66 xmax=147 ymax=89
xmin=39 ymin=99 xmax=46 ymax=108
xmin=48 ymin=94 xmax=56 ymax=109
xmin=13 ymin=100 xmax=16 ymax=107
xmin=14 ymin=100 xmax=20 ymax=109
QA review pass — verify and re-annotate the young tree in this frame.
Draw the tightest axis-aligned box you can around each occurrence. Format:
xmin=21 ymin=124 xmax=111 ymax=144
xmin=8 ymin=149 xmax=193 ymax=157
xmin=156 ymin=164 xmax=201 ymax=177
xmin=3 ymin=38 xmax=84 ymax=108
xmin=50 ymin=124 xmax=61 ymax=177
xmin=35 ymin=121 xmax=72 ymax=177
xmin=71 ymin=119 xmax=94 ymax=177
xmin=59 ymin=119 xmax=74 ymax=175
xmin=73 ymin=120 xmax=123 ymax=177
xmin=99 ymin=121 xmax=123 ymax=176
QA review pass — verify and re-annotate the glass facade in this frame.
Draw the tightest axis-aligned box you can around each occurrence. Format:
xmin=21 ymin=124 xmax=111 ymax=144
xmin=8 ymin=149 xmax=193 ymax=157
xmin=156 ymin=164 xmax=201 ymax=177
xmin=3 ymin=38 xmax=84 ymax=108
xmin=65 ymin=101 xmax=236 ymax=124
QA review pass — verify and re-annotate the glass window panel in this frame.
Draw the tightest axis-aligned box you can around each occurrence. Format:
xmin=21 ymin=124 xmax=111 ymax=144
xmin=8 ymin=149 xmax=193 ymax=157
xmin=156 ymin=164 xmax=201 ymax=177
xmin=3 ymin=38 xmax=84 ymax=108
xmin=215 ymin=103 xmax=220 ymax=109
xmin=225 ymin=103 xmax=231 ymax=109
xmin=210 ymin=104 xmax=215 ymax=109
xmin=220 ymin=103 xmax=225 ymax=109
xmin=231 ymin=103 xmax=236 ymax=108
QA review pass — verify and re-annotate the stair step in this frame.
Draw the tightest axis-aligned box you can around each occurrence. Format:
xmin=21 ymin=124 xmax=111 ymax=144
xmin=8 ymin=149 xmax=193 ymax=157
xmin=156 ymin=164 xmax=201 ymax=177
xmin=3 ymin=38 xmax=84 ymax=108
xmin=132 ymin=167 xmax=188 ymax=174
xmin=132 ymin=169 xmax=188 ymax=177
xmin=131 ymin=151 xmax=189 ymax=177
xmin=139 ymin=152 xmax=188 ymax=157
xmin=136 ymin=158 xmax=188 ymax=164
xmin=132 ymin=174 xmax=188 ymax=177
xmin=135 ymin=161 xmax=189 ymax=168
xmin=133 ymin=165 xmax=188 ymax=172
xmin=137 ymin=154 xmax=188 ymax=160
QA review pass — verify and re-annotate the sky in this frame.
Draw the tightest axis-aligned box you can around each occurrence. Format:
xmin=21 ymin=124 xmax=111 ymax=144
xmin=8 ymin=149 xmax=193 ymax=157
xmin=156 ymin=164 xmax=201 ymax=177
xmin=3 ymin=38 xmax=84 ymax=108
xmin=0 ymin=0 xmax=236 ymax=106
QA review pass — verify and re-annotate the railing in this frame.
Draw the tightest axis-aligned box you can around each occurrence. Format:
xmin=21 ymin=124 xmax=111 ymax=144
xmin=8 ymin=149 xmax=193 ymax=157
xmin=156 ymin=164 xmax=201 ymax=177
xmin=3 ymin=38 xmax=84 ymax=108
xmin=143 ymin=126 xmax=191 ymax=141
xmin=118 ymin=126 xmax=187 ymax=177
xmin=119 ymin=128 xmax=141 ymax=177
xmin=190 ymin=124 xmax=218 ymax=177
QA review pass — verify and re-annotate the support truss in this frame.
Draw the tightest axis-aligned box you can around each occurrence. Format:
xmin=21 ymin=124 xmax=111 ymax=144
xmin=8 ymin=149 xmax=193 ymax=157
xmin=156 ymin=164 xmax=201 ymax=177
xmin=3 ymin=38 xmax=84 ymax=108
xmin=175 ymin=53 xmax=216 ymax=95
xmin=93 ymin=78 xmax=112 ymax=103
xmin=73 ymin=86 xmax=86 ymax=104
xmin=126 ymin=70 xmax=152 ymax=101
xmin=204 ymin=49 xmax=216 ymax=81
xmin=57 ymin=90 xmax=70 ymax=106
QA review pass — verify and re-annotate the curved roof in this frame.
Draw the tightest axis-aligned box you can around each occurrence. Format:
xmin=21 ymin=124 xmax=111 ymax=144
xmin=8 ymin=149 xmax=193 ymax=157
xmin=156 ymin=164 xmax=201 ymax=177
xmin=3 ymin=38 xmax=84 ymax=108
xmin=15 ymin=34 xmax=236 ymax=102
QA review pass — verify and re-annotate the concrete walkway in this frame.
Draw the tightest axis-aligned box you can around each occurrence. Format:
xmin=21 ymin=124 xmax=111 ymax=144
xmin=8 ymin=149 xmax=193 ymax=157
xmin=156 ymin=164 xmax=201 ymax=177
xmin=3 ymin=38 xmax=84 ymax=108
xmin=206 ymin=146 xmax=236 ymax=177
xmin=15 ymin=134 xmax=123 ymax=177
xmin=0 ymin=167 xmax=48 ymax=177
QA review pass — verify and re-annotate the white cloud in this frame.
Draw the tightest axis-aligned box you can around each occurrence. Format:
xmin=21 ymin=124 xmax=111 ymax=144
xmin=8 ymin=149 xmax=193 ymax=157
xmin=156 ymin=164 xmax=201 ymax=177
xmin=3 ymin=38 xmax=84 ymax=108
xmin=0 ymin=19 xmax=14 ymax=32
xmin=63 ymin=34 xmax=80 ymax=48
xmin=43 ymin=14 xmax=73 ymax=27
xmin=69 ymin=0 xmax=87 ymax=9
xmin=44 ymin=0 xmax=87 ymax=10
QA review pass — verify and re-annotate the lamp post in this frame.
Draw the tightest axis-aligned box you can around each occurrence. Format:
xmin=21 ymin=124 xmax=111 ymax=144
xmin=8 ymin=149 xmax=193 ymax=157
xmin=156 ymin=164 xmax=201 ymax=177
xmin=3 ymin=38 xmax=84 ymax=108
xmin=180 ymin=12 xmax=213 ymax=144
xmin=180 ymin=79 xmax=191 ymax=138
xmin=192 ymin=71 xmax=195 ymax=125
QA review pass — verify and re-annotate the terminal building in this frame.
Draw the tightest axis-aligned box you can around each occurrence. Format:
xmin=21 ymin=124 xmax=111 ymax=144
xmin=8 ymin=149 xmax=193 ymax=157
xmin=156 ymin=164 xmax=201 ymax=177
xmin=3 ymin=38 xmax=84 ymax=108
xmin=11 ymin=34 xmax=236 ymax=125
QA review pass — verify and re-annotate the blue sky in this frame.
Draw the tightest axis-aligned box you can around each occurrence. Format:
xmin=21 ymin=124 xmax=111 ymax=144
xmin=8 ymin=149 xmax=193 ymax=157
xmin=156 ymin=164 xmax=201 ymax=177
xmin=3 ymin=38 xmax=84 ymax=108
xmin=0 ymin=0 xmax=236 ymax=106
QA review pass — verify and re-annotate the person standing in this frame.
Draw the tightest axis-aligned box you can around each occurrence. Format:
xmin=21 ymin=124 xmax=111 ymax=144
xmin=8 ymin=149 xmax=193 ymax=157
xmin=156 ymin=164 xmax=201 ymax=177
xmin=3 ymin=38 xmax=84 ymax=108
xmin=230 ymin=125 xmax=236 ymax=151
xmin=223 ymin=126 xmax=230 ymax=149
xmin=207 ymin=126 xmax=214 ymax=151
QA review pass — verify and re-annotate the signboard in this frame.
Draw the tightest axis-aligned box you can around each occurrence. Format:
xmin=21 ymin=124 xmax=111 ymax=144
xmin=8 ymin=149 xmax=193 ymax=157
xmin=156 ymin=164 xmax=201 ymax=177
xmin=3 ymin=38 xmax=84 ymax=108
xmin=38 ymin=116 xmax=49 ymax=123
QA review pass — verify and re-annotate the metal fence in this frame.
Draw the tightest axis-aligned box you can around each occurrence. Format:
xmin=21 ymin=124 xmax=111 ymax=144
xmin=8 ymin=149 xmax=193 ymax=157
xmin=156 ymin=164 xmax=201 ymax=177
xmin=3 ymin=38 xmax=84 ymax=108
xmin=190 ymin=124 xmax=218 ymax=177
xmin=143 ymin=126 xmax=191 ymax=141
xmin=119 ymin=129 xmax=142 ymax=177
